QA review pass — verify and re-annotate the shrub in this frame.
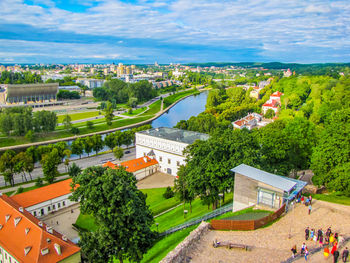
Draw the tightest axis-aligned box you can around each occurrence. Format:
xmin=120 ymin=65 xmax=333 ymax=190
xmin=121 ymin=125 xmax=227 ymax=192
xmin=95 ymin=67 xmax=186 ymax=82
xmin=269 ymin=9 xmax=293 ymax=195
xmin=70 ymin=127 xmax=80 ymax=135
xmin=35 ymin=177 xmax=43 ymax=187
xmin=86 ymin=121 xmax=94 ymax=129
xmin=17 ymin=187 xmax=24 ymax=194
xmin=163 ymin=186 xmax=174 ymax=199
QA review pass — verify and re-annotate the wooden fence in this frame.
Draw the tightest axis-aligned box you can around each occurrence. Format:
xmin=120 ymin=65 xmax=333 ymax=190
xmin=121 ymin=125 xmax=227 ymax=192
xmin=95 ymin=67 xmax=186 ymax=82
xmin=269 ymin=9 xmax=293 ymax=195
xmin=211 ymin=204 xmax=286 ymax=231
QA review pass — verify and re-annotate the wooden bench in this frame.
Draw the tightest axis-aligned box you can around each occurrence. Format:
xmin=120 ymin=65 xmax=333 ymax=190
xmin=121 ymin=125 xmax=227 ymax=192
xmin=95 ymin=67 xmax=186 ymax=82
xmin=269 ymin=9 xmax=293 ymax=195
xmin=213 ymin=240 xmax=250 ymax=251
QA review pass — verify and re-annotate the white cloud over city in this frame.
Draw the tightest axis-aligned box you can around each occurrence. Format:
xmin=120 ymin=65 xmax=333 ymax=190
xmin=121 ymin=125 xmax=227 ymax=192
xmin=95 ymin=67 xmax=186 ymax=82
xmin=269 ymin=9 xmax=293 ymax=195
xmin=0 ymin=0 xmax=349 ymax=63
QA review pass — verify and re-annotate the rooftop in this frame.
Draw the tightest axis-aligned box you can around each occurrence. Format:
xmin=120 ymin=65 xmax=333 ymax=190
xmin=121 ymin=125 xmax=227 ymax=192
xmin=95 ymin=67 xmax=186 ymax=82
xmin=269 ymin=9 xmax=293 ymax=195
xmin=103 ymin=156 xmax=158 ymax=173
xmin=231 ymin=164 xmax=297 ymax=192
xmin=137 ymin=127 xmax=209 ymax=145
xmin=11 ymin=179 xmax=73 ymax=208
xmin=0 ymin=194 xmax=80 ymax=263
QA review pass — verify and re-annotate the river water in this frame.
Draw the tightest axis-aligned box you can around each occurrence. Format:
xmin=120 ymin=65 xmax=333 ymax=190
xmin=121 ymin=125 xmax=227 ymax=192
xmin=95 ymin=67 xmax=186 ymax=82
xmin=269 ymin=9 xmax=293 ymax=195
xmin=69 ymin=90 xmax=209 ymax=159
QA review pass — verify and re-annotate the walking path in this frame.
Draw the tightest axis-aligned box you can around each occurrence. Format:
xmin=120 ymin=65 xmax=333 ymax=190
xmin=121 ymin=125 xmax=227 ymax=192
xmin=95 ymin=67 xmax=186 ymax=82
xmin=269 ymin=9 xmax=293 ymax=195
xmin=187 ymin=199 xmax=350 ymax=263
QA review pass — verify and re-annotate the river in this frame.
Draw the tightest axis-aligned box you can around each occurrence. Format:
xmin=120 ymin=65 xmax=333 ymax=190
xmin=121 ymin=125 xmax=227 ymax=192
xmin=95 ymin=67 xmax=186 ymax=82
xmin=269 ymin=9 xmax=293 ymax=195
xmin=69 ymin=90 xmax=209 ymax=159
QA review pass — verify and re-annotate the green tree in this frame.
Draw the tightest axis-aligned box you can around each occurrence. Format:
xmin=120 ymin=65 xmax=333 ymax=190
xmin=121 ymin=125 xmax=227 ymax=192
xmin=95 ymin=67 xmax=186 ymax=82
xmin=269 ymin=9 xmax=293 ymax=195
xmin=25 ymin=130 xmax=35 ymax=142
xmin=0 ymin=150 xmax=16 ymax=186
xmin=104 ymin=101 xmax=114 ymax=126
xmin=71 ymin=138 xmax=84 ymax=158
xmin=83 ymin=136 xmax=94 ymax=157
xmin=41 ymin=148 xmax=61 ymax=183
xmin=174 ymin=165 xmax=195 ymax=213
xmin=91 ymin=134 xmax=103 ymax=156
xmin=68 ymin=162 xmax=82 ymax=178
xmin=105 ymin=133 xmax=117 ymax=149
xmin=113 ymin=146 xmax=124 ymax=160
xmin=264 ymin=109 xmax=275 ymax=119
xmin=86 ymin=121 xmax=94 ymax=129
xmin=70 ymin=166 xmax=156 ymax=263
xmin=13 ymin=152 xmax=30 ymax=182
xmin=63 ymin=114 xmax=72 ymax=130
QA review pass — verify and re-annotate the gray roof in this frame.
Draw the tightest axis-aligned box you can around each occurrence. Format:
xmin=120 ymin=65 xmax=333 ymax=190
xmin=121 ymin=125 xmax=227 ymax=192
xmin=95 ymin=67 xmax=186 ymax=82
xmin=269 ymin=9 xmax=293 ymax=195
xmin=137 ymin=127 xmax=209 ymax=145
xmin=231 ymin=164 xmax=297 ymax=192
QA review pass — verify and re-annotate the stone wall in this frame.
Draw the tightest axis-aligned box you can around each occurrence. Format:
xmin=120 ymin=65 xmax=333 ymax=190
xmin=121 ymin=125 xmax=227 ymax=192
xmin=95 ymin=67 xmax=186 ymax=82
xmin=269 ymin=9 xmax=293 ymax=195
xmin=160 ymin=221 xmax=210 ymax=263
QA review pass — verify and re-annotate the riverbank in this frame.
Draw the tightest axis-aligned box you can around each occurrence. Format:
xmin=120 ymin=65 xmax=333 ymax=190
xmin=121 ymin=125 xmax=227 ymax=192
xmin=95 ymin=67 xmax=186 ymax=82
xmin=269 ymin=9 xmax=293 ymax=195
xmin=0 ymin=89 xmax=201 ymax=151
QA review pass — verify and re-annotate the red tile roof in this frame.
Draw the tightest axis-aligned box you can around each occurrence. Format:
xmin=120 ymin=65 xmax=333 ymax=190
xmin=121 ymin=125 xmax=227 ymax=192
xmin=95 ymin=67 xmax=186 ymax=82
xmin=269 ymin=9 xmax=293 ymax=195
xmin=262 ymin=99 xmax=279 ymax=108
xmin=270 ymin=91 xmax=283 ymax=97
xmin=0 ymin=194 xmax=80 ymax=263
xmin=104 ymin=156 xmax=158 ymax=173
xmin=11 ymin=179 xmax=73 ymax=208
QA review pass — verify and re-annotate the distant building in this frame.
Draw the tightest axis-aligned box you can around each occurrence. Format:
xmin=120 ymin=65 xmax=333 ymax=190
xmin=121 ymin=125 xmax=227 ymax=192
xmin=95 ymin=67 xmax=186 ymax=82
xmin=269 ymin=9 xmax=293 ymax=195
xmin=76 ymin=79 xmax=105 ymax=89
xmin=104 ymin=156 xmax=159 ymax=180
xmin=0 ymin=83 xmax=58 ymax=105
xmin=135 ymin=127 xmax=209 ymax=175
xmin=0 ymin=194 xmax=81 ymax=263
xmin=58 ymin=85 xmax=81 ymax=92
xmin=249 ymin=87 xmax=262 ymax=99
xmin=283 ymin=68 xmax=292 ymax=77
xmin=232 ymin=113 xmax=266 ymax=130
xmin=231 ymin=164 xmax=307 ymax=211
xmin=11 ymin=179 xmax=77 ymax=218
xmin=262 ymin=91 xmax=283 ymax=115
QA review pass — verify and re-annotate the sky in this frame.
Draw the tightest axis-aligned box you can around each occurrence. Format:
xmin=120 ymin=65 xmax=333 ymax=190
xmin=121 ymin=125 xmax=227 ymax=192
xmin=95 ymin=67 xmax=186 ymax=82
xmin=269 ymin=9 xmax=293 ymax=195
xmin=0 ymin=0 xmax=349 ymax=64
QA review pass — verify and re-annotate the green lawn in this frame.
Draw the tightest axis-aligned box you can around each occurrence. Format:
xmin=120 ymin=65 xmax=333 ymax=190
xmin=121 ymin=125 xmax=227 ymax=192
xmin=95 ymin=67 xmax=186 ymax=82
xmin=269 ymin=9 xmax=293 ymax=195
xmin=122 ymin=107 xmax=147 ymax=116
xmin=142 ymin=188 xmax=181 ymax=216
xmin=57 ymin=111 xmax=100 ymax=123
xmin=139 ymin=100 xmax=162 ymax=116
xmin=153 ymin=192 xmax=233 ymax=233
xmin=115 ymin=224 xmax=198 ymax=263
xmin=75 ymin=214 xmax=98 ymax=232
xmin=311 ymin=192 xmax=350 ymax=206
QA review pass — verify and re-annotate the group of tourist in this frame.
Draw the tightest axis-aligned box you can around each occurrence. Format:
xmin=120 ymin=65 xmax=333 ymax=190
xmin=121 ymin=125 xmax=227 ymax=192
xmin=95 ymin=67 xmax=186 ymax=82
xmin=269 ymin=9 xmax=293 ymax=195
xmin=296 ymin=194 xmax=313 ymax=215
xmin=291 ymin=226 xmax=349 ymax=262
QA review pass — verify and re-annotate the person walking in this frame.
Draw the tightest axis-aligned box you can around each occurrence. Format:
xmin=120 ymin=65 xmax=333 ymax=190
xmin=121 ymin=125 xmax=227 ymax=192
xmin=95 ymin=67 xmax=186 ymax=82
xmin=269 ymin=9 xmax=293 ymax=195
xmin=342 ymin=247 xmax=349 ymax=262
xmin=317 ymin=228 xmax=323 ymax=241
xmin=309 ymin=195 xmax=312 ymax=205
xmin=304 ymin=247 xmax=309 ymax=261
xmin=334 ymin=250 xmax=340 ymax=263
xmin=291 ymin=245 xmax=297 ymax=258
xmin=305 ymin=227 xmax=310 ymax=240
xmin=308 ymin=204 xmax=312 ymax=215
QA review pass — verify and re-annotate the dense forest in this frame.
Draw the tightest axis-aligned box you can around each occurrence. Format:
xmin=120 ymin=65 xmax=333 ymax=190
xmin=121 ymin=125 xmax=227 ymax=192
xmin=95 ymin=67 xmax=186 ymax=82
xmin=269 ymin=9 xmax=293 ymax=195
xmin=176 ymin=73 xmax=350 ymax=207
xmin=0 ymin=71 xmax=42 ymax=84
xmin=93 ymin=79 xmax=157 ymax=105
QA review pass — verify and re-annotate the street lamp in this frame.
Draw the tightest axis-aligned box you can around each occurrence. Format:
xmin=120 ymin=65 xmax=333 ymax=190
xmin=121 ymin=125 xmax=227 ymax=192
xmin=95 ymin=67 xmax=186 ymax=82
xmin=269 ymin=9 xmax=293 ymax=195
xmin=184 ymin=210 xmax=188 ymax=218
xmin=218 ymin=193 xmax=224 ymax=207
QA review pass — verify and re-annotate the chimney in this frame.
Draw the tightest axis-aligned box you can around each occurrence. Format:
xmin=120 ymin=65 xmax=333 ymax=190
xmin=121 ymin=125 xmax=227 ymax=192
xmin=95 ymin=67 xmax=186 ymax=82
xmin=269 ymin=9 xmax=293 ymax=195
xmin=54 ymin=243 xmax=61 ymax=255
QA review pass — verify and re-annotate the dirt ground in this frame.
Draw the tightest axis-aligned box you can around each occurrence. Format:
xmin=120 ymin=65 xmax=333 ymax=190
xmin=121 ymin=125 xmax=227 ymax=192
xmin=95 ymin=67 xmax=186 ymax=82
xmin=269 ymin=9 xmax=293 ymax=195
xmin=136 ymin=171 xmax=175 ymax=189
xmin=187 ymin=200 xmax=350 ymax=263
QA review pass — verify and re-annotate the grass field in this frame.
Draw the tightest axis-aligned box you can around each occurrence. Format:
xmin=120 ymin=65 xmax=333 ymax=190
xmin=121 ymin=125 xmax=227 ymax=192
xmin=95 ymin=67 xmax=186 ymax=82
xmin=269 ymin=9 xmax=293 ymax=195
xmin=122 ymin=107 xmax=147 ymax=116
xmin=57 ymin=111 xmax=100 ymax=123
xmin=163 ymin=89 xmax=200 ymax=107
xmin=114 ymin=224 xmax=198 ymax=263
xmin=139 ymin=100 xmax=162 ymax=117
xmin=153 ymin=192 xmax=233 ymax=233
xmin=311 ymin=192 xmax=350 ymax=206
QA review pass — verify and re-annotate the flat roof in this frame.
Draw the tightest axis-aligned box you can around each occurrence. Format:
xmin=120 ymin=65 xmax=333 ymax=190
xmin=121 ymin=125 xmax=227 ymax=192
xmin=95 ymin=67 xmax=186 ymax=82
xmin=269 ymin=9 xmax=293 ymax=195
xmin=137 ymin=127 xmax=209 ymax=145
xmin=231 ymin=164 xmax=297 ymax=192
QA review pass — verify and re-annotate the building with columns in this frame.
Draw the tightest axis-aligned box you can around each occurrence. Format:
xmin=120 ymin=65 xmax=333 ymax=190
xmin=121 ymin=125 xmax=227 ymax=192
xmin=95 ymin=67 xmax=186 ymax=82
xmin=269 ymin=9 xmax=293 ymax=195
xmin=135 ymin=127 xmax=209 ymax=176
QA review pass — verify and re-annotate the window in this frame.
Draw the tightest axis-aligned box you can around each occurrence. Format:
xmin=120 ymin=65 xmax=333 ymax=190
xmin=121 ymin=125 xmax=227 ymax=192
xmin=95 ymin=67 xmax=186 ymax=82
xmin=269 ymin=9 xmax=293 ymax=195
xmin=168 ymin=159 xmax=171 ymax=164
xmin=53 ymin=204 xmax=56 ymax=210
xmin=58 ymin=203 xmax=61 ymax=208
xmin=33 ymin=211 xmax=37 ymax=217
xmin=47 ymin=206 xmax=51 ymax=212
xmin=159 ymin=156 xmax=162 ymax=162
xmin=41 ymin=208 xmax=44 ymax=215
xmin=177 ymin=161 xmax=180 ymax=166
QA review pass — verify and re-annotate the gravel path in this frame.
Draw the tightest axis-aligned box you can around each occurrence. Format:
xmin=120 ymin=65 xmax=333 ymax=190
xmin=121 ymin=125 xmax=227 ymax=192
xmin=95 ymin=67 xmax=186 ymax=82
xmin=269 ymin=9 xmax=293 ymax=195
xmin=187 ymin=199 xmax=350 ymax=263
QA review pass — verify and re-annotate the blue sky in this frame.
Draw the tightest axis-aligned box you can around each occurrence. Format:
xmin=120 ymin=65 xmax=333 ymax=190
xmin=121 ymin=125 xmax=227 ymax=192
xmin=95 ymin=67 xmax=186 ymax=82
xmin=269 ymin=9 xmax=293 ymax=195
xmin=0 ymin=0 xmax=349 ymax=64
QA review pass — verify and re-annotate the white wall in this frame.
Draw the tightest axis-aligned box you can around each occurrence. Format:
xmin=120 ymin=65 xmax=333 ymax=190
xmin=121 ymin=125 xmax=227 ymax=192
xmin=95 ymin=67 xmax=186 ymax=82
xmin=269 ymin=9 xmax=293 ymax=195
xmin=135 ymin=133 xmax=188 ymax=176
xmin=26 ymin=193 xmax=76 ymax=218
xmin=0 ymin=246 xmax=19 ymax=263
xmin=133 ymin=164 xmax=159 ymax=180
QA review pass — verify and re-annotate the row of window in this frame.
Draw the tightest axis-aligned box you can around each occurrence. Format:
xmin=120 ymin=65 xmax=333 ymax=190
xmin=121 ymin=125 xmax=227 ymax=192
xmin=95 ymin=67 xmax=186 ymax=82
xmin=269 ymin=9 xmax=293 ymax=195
xmin=143 ymin=153 xmax=181 ymax=166
xmin=32 ymin=201 xmax=66 ymax=217
xmin=0 ymin=247 xmax=15 ymax=263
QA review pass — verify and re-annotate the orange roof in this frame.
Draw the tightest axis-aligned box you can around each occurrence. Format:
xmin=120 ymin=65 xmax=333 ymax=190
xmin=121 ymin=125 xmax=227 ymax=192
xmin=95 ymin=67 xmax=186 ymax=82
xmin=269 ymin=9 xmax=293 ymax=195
xmin=104 ymin=156 xmax=158 ymax=173
xmin=271 ymin=91 xmax=283 ymax=97
xmin=11 ymin=179 xmax=74 ymax=208
xmin=0 ymin=194 xmax=80 ymax=263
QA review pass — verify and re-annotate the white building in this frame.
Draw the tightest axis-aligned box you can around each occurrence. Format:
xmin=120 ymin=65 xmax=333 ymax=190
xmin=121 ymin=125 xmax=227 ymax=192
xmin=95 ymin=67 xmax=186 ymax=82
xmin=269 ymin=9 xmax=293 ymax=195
xmin=76 ymin=78 xmax=105 ymax=89
xmin=232 ymin=113 xmax=264 ymax=130
xmin=11 ymin=179 xmax=76 ymax=218
xmin=135 ymin=127 xmax=209 ymax=176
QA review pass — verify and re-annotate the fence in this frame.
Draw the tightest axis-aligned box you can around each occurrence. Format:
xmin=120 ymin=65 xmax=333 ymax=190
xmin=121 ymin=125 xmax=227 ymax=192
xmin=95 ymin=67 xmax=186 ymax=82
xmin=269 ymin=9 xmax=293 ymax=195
xmin=160 ymin=203 xmax=232 ymax=236
xmin=211 ymin=204 xmax=286 ymax=231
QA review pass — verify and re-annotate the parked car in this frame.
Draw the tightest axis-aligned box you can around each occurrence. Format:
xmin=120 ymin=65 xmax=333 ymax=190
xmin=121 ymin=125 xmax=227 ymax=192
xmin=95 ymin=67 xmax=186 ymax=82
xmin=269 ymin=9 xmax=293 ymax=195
xmin=125 ymin=150 xmax=131 ymax=154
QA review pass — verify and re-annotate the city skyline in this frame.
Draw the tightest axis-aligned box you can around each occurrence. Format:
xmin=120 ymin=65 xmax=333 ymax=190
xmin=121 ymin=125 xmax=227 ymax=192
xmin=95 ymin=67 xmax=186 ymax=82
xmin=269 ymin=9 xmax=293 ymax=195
xmin=0 ymin=0 xmax=349 ymax=64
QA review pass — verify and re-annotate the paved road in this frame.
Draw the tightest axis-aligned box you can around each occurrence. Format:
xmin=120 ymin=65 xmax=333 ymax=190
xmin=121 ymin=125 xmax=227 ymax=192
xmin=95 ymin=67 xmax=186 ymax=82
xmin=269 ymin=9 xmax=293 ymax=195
xmin=0 ymin=147 xmax=136 ymax=187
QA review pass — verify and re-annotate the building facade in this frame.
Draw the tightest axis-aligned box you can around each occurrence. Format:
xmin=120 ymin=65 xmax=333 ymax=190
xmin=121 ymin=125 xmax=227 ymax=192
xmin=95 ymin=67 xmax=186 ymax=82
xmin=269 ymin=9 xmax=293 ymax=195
xmin=231 ymin=164 xmax=306 ymax=211
xmin=135 ymin=127 xmax=209 ymax=176
xmin=11 ymin=179 xmax=76 ymax=218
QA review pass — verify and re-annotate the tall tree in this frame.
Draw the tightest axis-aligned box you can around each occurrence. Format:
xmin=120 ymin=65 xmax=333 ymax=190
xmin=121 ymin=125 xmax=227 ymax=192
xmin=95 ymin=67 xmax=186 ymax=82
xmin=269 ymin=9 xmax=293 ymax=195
xmin=91 ymin=134 xmax=103 ymax=156
xmin=71 ymin=138 xmax=84 ymax=158
xmin=63 ymin=114 xmax=72 ymax=130
xmin=113 ymin=146 xmax=124 ymax=160
xmin=104 ymin=101 xmax=114 ymax=126
xmin=41 ymin=148 xmax=61 ymax=183
xmin=0 ymin=150 xmax=16 ymax=186
xmin=70 ymin=166 xmax=156 ymax=263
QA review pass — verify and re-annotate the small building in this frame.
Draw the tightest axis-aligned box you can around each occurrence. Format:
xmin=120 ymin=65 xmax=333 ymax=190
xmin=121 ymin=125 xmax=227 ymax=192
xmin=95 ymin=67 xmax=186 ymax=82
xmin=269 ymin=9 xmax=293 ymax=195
xmin=231 ymin=164 xmax=307 ymax=211
xmin=103 ymin=156 xmax=159 ymax=180
xmin=135 ymin=127 xmax=209 ymax=176
xmin=232 ymin=113 xmax=263 ymax=130
xmin=0 ymin=194 xmax=81 ymax=263
xmin=11 ymin=179 xmax=76 ymax=218
xmin=261 ymin=91 xmax=283 ymax=115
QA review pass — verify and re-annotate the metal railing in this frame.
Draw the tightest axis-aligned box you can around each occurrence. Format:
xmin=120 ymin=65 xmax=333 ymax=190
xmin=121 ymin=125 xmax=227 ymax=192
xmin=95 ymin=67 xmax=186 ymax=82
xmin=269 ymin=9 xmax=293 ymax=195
xmin=160 ymin=203 xmax=232 ymax=236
